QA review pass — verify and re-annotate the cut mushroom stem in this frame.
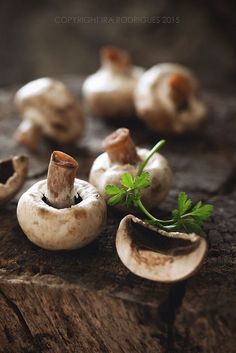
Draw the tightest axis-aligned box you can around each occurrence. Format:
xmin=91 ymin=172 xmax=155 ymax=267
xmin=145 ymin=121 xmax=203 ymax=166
xmin=103 ymin=128 xmax=139 ymax=164
xmin=116 ymin=215 xmax=207 ymax=283
xmin=169 ymin=73 xmax=191 ymax=109
xmin=100 ymin=46 xmax=130 ymax=71
xmin=46 ymin=151 xmax=78 ymax=209
xmin=14 ymin=120 xmax=43 ymax=150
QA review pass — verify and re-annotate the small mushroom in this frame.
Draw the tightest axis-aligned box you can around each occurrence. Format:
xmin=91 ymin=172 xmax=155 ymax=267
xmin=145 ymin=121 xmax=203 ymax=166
xmin=89 ymin=128 xmax=172 ymax=209
xmin=82 ymin=46 xmax=144 ymax=119
xmin=17 ymin=151 xmax=106 ymax=250
xmin=134 ymin=63 xmax=207 ymax=134
xmin=0 ymin=155 xmax=28 ymax=206
xmin=14 ymin=78 xmax=85 ymax=150
xmin=116 ymin=215 xmax=207 ymax=282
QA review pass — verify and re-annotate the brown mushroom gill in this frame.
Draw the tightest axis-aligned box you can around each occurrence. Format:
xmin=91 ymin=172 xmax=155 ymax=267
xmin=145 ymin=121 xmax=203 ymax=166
xmin=130 ymin=220 xmax=200 ymax=256
xmin=0 ymin=159 xmax=15 ymax=184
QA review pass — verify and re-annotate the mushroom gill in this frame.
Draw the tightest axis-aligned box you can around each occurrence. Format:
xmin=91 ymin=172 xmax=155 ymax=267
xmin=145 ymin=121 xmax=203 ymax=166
xmin=0 ymin=159 xmax=15 ymax=184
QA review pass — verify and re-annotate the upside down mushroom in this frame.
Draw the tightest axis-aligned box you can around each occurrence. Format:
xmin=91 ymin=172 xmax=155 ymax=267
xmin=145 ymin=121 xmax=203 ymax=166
xmin=89 ymin=128 xmax=172 ymax=209
xmin=116 ymin=215 xmax=207 ymax=282
xmin=14 ymin=78 xmax=85 ymax=150
xmin=134 ymin=63 xmax=207 ymax=134
xmin=82 ymin=46 xmax=144 ymax=119
xmin=0 ymin=155 xmax=28 ymax=206
xmin=17 ymin=151 xmax=106 ymax=250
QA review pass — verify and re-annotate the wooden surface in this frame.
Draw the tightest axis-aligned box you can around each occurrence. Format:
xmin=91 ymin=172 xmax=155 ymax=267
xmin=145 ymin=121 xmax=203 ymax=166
xmin=0 ymin=79 xmax=236 ymax=353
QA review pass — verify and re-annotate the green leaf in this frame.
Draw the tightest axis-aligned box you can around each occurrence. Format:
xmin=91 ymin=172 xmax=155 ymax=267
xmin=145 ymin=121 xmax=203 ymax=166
xmin=107 ymin=191 xmax=126 ymax=206
xmin=104 ymin=139 xmax=214 ymax=235
xmin=133 ymin=172 xmax=151 ymax=189
xmin=178 ymin=192 xmax=192 ymax=215
xmin=192 ymin=201 xmax=202 ymax=211
xmin=191 ymin=204 xmax=214 ymax=222
xmin=172 ymin=209 xmax=179 ymax=221
xmin=121 ymin=173 xmax=134 ymax=188
xmin=180 ymin=218 xmax=202 ymax=233
xmin=105 ymin=185 xmax=123 ymax=195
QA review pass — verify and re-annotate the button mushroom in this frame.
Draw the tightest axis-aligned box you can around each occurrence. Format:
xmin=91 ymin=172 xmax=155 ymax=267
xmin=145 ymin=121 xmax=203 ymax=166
xmin=134 ymin=63 xmax=207 ymax=134
xmin=82 ymin=46 xmax=144 ymax=119
xmin=17 ymin=151 xmax=106 ymax=250
xmin=0 ymin=155 xmax=28 ymax=206
xmin=89 ymin=128 xmax=172 ymax=209
xmin=116 ymin=215 xmax=207 ymax=282
xmin=14 ymin=78 xmax=85 ymax=150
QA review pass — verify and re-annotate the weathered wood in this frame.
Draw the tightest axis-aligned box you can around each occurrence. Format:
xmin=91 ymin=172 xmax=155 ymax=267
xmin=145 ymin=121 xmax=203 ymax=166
xmin=0 ymin=79 xmax=235 ymax=352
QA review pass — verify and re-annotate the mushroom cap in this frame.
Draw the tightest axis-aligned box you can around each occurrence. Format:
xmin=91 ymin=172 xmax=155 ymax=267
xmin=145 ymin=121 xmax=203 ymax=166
xmin=0 ymin=155 xmax=28 ymax=206
xmin=134 ymin=63 xmax=207 ymax=134
xmin=82 ymin=64 xmax=144 ymax=118
xmin=17 ymin=179 xmax=106 ymax=250
xmin=15 ymin=77 xmax=84 ymax=143
xmin=89 ymin=147 xmax=172 ymax=209
xmin=116 ymin=215 xmax=207 ymax=283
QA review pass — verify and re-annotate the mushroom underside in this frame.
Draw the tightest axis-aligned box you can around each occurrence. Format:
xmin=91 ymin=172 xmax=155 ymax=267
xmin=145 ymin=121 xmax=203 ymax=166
xmin=0 ymin=159 xmax=15 ymax=184
xmin=42 ymin=192 xmax=83 ymax=207
xmin=116 ymin=215 xmax=207 ymax=282
xmin=0 ymin=156 xmax=28 ymax=205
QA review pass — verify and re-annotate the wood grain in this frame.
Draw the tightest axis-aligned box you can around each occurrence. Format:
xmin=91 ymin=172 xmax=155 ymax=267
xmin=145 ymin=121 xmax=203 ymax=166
xmin=0 ymin=79 xmax=235 ymax=352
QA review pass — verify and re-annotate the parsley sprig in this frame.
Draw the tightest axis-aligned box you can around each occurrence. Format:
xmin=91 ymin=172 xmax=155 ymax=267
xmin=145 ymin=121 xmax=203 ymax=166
xmin=105 ymin=140 xmax=214 ymax=233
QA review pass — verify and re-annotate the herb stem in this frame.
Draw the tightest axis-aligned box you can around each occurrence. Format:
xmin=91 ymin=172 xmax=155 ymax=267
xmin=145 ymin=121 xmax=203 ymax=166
xmin=136 ymin=199 xmax=159 ymax=223
xmin=180 ymin=212 xmax=194 ymax=219
xmin=136 ymin=199 xmax=174 ymax=225
xmin=105 ymin=137 xmax=214 ymax=233
xmin=137 ymin=139 xmax=166 ymax=176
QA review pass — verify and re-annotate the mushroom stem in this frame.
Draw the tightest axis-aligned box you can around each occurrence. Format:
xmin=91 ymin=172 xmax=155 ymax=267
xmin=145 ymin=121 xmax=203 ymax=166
xmin=100 ymin=46 xmax=130 ymax=72
xmin=169 ymin=73 xmax=191 ymax=108
xmin=46 ymin=151 xmax=78 ymax=209
xmin=103 ymin=128 xmax=139 ymax=164
xmin=14 ymin=120 xmax=42 ymax=150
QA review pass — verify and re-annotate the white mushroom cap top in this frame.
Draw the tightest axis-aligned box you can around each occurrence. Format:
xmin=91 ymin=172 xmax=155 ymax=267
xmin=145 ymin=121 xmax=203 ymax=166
xmin=82 ymin=46 xmax=144 ymax=118
xmin=89 ymin=128 xmax=172 ymax=209
xmin=17 ymin=179 xmax=106 ymax=250
xmin=15 ymin=78 xmax=85 ymax=150
xmin=0 ymin=155 xmax=28 ymax=206
xmin=134 ymin=63 xmax=207 ymax=134
xmin=116 ymin=215 xmax=207 ymax=282
xmin=17 ymin=151 xmax=106 ymax=250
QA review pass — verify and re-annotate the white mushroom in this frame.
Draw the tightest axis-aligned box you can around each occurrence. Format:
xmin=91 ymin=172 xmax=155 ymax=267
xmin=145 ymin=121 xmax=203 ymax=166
xmin=14 ymin=78 xmax=85 ymax=150
xmin=82 ymin=46 xmax=144 ymax=119
xmin=134 ymin=63 xmax=207 ymax=134
xmin=17 ymin=151 xmax=106 ymax=250
xmin=89 ymin=128 xmax=172 ymax=209
xmin=0 ymin=155 xmax=28 ymax=206
xmin=116 ymin=215 xmax=207 ymax=282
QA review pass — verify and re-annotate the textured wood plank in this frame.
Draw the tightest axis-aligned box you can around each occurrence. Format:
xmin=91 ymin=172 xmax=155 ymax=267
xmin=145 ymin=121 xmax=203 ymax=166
xmin=0 ymin=78 xmax=235 ymax=352
xmin=173 ymin=194 xmax=236 ymax=353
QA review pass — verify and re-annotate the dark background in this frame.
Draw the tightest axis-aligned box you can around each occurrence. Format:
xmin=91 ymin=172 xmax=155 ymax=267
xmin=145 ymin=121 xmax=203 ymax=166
xmin=0 ymin=0 xmax=235 ymax=93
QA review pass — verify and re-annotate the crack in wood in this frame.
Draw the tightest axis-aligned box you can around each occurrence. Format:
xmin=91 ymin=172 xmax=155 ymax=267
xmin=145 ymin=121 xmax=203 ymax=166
xmin=0 ymin=82 xmax=235 ymax=352
xmin=0 ymin=289 xmax=37 ymax=350
xmin=157 ymin=281 xmax=187 ymax=352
